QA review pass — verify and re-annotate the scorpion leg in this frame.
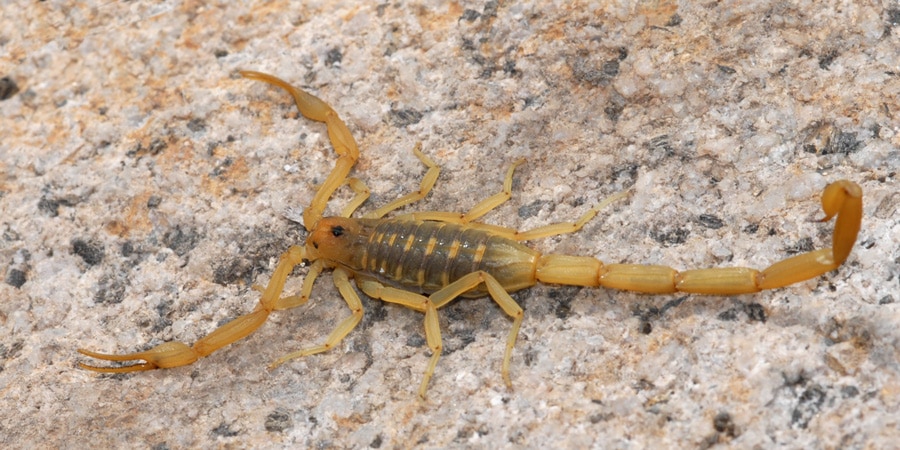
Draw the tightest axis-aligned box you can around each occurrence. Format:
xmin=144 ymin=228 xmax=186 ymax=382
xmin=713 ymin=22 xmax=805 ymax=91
xmin=363 ymin=143 xmax=441 ymax=219
xmin=340 ymin=177 xmax=371 ymax=218
xmin=79 ymin=245 xmax=309 ymax=373
xmin=511 ymin=190 xmax=630 ymax=241
xmin=394 ymin=158 xmax=628 ymax=243
xmin=356 ymin=280 xmax=435 ymax=398
xmin=268 ymin=268 xmax=364 ymax=369
xmin=359 ymin=272 xmax=523 ymax=398
xmin=396 ymin=158 xmax=524 ymax=224
xmin=430 ymin=272 xmax=523 ymax=392
xmin=272 ymin=259 xmax=324 ymax=310
xmin=240 ymin=71 xmax=359 ymax=231
xmin=436 ymin=189 xmax=627 ymax=242
xmin=461 ymin=158 xmax=526 ymax=222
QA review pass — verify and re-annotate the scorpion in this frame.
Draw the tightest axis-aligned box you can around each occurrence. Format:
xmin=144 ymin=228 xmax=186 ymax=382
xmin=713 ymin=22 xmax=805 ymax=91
xmin=79 ymin=71 xmax=863 ymax=398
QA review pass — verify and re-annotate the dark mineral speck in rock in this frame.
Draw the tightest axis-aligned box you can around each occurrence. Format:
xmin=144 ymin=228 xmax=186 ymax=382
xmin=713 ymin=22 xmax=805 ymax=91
xmin=0 ymin=76 xmax=20 ymax=100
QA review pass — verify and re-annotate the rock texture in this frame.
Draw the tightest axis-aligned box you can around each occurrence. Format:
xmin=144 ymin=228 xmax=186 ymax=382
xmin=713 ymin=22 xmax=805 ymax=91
xmin=1 ymin=1 xmax=898 ymax=448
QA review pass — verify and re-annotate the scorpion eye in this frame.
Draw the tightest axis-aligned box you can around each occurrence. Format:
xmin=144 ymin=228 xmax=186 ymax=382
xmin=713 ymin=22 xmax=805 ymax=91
xmin=331 ymin=225 xmax=345 ymax=237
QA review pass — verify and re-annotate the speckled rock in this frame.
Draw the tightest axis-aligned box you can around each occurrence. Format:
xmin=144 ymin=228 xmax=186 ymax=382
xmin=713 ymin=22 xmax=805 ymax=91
xmin=1 ymin=1 xmax=898 ymax=448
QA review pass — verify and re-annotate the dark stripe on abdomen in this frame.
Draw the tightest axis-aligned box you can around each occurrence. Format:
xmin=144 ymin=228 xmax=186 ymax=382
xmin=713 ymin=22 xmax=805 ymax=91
xmin=363 ymin=219 xmax=493 ymax=293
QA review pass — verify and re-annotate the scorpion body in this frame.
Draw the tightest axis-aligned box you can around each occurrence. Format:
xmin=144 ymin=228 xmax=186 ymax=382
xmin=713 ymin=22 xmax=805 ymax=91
xmin=79 ymin=72 xmax=864 ymax=398
xmin=317 ymin=217 xmax=540 ymax=296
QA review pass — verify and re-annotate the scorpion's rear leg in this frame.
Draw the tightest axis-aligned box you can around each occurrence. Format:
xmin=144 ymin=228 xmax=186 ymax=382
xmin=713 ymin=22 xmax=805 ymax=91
xmin=510 ymin=190 xmax=630 ymax=241
xmin=79 ymin=246 xmax=310 ymax=373
xmin=359 ymin=272 xmax=523 ymax=399
xmin=395 ymin=158 xmax=629 ymax=241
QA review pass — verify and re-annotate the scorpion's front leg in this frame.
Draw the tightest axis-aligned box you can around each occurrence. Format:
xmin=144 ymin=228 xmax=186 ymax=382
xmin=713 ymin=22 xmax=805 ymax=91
xmin=78 ymin=246 xmax=311 ymax=373
xmin=267 ymin=268 xmax=364 ymax=369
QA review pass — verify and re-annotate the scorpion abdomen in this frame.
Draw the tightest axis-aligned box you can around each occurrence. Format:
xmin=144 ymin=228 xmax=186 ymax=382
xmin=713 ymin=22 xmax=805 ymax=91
xmin=354 ymin=218 xmax=540 ymax=295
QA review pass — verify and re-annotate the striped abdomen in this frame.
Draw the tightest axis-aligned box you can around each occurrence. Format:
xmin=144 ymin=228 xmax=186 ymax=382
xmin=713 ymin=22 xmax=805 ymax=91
xmin=351 ymin=218 xmax=540 ymax=295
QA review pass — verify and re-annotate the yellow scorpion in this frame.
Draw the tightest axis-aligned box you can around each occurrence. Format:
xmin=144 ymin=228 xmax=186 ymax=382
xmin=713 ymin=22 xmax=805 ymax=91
xmin=79 ymin=71 xmax=863 ymax=398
